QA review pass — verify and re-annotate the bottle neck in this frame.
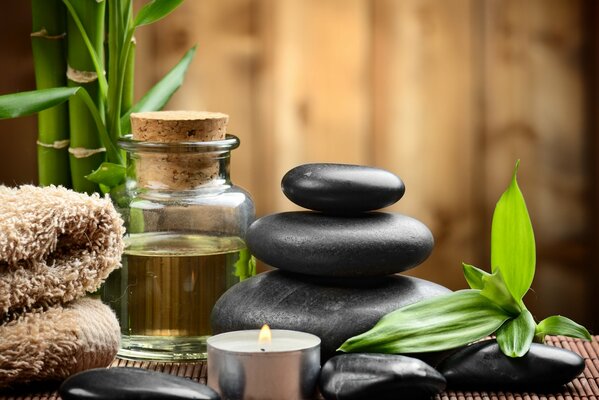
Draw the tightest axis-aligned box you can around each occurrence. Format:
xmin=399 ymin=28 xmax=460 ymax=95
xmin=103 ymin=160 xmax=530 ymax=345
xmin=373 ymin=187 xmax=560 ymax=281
xmin=129 ymin=151 xmax=232 ymax=191
xmin=118 ymin=134 xmax=239 ymax=192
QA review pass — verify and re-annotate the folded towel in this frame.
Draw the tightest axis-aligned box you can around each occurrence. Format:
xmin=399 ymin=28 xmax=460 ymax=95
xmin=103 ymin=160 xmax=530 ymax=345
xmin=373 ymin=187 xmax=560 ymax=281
xmin=0 ymin=185 xmax=124 ymax=319
xmin=0 ymin=297 xmax=120 ymax=387
xmin=0 ymin=185 xmax=124 ymax=388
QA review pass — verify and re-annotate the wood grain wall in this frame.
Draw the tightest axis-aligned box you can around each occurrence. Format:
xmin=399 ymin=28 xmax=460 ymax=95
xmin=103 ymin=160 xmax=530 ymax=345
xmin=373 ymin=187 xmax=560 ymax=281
xmin=0 ymin=0 xmax=596 ymax=329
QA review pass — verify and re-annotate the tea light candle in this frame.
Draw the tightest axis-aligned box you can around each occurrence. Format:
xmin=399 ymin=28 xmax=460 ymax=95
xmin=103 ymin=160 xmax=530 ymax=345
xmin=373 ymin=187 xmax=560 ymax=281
xmin=207 ymin=325 xmax=321 ymax=400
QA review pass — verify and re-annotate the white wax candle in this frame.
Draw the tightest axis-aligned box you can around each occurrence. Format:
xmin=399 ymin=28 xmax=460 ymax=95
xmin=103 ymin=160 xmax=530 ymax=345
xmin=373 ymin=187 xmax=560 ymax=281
xmin=207 ymin=329 xmax=321 ymax=400
xmin=208 ymin=329 xmax=320 ymax=353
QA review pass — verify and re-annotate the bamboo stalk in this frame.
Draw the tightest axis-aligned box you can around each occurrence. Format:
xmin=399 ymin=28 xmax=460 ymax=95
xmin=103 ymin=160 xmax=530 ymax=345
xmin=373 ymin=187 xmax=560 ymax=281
xmin=107 ymin=0 xmax=123 ymax=143
xmin=122 ymin=38 xmax=135 ymax=117
xmin=66 ymin=0 xmax=106 ymax=194
xmin=31 ymin=0 xmax=71 ymax=187
xmin=107 ymin=0 xmax=135 ymax=143
xmin=120 ymin=0 xmax=134 ymax=144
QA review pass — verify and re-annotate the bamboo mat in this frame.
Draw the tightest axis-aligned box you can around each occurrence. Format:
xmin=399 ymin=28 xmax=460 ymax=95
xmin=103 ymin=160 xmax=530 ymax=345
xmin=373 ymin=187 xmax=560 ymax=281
xmin=1 ymin=336 xmax=597 ymax=400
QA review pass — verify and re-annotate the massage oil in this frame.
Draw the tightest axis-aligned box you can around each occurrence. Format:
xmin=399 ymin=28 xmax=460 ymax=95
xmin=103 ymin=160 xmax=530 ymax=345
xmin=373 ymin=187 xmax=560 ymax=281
xmin=103 ymin=233 xmax=252 ymax=360
xmin=103 ymin=112 xmax=255 ymax=360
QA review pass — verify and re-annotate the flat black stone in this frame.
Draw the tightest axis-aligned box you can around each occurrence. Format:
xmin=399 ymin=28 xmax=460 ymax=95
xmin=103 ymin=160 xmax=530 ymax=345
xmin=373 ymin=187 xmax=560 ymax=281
xmin=59 ymin=367 xmax=220 ymax=400
xmin=320 ymin=354 xmax=446 ymax=400
xmin=282 ymin=163 xmax=405 ymax=213
xmin=246 ymin=212 xmax=433 ymax=277
xmin=211 ymin=270 xmax=450 ymax=360
xmin=437 ymin=339 xmax=585 ymax=391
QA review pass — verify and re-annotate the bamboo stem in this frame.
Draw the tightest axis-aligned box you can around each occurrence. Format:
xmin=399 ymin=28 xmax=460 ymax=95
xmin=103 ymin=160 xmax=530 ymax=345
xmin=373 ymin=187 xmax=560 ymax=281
xmin=31 ymin=0 xmax=71 ymax=187
xmin=74 ymin=87 xmax=122 ymax=164
xmin=122 ymin=38 xmax=135 ymax=118
xmin=122 ymin=1 xmax=134 ymax=123
xmin=63 ymin=0 xmax=108 ymax=100
xmin=66 ymin=0 xmax=106 ymax=194
xmin=107 ymin=0 xmax=122 ymax=143
xmin=108 ymin=28 xmax=134 ymax=142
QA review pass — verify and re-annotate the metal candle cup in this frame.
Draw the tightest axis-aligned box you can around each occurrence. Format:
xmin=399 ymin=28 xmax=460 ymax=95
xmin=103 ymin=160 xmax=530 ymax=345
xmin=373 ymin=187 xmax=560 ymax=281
xmin=207 ymin=328 xmax=321 ymax=400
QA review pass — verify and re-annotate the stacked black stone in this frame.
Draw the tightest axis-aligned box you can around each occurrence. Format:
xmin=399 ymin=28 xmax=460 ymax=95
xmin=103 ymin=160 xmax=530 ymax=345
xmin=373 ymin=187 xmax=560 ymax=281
xmin=211 ymin=163 xmax=451 ymax=359
xmin=211 ymin=163 xmax=587 ymax=397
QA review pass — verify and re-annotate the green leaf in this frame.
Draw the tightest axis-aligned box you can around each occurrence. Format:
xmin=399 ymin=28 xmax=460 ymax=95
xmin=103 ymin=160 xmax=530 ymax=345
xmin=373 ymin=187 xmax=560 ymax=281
xmin=120 ymin=46 xmax=196 ymax=133
xmin=234 ymin=250 xmax=257 ymax=282
xmin=0 ymin=87 xmax=122 ymax=166
xmin=338 ymin=290 xmax=511 ymax=354
xmin=462 ymin=263 xmax=520 ymax=315
xmin=535 ymin=315 xmax=592 ymax=342
xmin=479 ymin=270 xmax=521 ymax=316
xmin=462 ymin=263 xmax=491 ymax=290
xmin=491 ymin=160 xmax=536 ymax=300
xmin=85 ymin=162 xmax=127 ymax=187
xmin=0 ymin=87 xmax=79 ymax=119
xmin=134 ymin=0 xmax=184 ymax=27
xmin=496 ymin=308 xmax=536 ymax=357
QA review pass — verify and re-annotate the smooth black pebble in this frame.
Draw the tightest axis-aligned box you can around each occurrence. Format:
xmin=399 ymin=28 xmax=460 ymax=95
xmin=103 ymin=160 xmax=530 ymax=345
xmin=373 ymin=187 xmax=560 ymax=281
xmin=59 ymin=367 xmax=220 ymax=400
xmin=246 ymin=212 xmax=434 ymax=277
xmin=281 ymin=163 xmax=405 ymax=213
xmin=211 ymin=270 xmax=450 ymax=359
xmin=437 ymin=339 xmax=585 ymax=391
xmin=319 ymin=353 xmax=446 ymax=400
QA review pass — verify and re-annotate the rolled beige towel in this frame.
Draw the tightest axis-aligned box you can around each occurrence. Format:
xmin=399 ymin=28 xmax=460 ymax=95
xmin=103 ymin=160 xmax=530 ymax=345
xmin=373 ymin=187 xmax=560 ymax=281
xmin=0 ymin=185 xmax=124 ymax=318
xmin=0 ymin=297 xmax=120 ymax=387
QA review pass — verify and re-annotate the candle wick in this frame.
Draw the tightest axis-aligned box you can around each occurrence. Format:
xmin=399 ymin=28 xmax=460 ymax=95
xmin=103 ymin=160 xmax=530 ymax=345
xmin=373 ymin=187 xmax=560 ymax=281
xmin=260 ymin=348 xmax=265 ymax=352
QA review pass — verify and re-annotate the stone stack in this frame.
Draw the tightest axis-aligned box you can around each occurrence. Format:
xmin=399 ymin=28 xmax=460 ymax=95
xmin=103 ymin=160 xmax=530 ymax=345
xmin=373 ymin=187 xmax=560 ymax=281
xmin=211 ymin=163 xmax=451 ymax=359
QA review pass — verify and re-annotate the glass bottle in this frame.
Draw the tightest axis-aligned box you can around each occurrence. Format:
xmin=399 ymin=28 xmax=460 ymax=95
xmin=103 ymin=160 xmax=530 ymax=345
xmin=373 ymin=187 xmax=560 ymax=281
xmin=103 ymin=116 xmax=255 ymax=361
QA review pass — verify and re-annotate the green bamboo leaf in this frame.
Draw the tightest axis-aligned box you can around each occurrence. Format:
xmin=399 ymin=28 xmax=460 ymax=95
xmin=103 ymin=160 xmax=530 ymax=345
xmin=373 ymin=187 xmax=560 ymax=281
xmin=535 ymin=315 xmax=592 ymax=342
xmin=120 ymin=46 xmax=196 ymax=133
xmin=134 ymin=0 xmax=184 ymax=28
xmin=479 ymin=270 xmax=521 ymax=316
xmin=491 ymin=160 xmax=536 ymax=300
xmin=85 ymin=162 xmax=126 ymax=187
xmin=0 ymin=87 xmax=120 ymax=163
xmin=339 ymin=290 xmax=511 ymax=354
xmin=0 ymin=87 xmax=78 ymax=119
xmin=496 ymin=308 xmax=536 ymax=357
xmin=462 ymin=263 xmax=491 ymax=290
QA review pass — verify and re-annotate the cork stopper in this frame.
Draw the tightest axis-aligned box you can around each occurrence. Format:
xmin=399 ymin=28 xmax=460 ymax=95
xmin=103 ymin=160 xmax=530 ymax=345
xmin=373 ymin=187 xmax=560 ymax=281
xmin=130 ymin=111 xmax=229 ymax=190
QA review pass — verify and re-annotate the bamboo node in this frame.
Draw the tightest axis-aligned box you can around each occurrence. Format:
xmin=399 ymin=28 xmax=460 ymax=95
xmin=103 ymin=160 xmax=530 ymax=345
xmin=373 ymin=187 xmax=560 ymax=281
xmin=67 ymin=65 xmax=99 ymax=84
xmin=30 ymin=28 xmax=66 ymax=40
xmin=69 ymin=147 xmax=106 ymax=158
xmin=37 ymin=140 xmax=70 ymax=149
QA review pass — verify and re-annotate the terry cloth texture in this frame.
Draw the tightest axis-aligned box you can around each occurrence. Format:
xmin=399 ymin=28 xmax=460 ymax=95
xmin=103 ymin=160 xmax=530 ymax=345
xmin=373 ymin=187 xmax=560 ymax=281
xmin=0 ymin=185 xmax=124 ymax=388
xmin=0 ymin=298 xmax=120 ymax=387
xmin=0 ymin=185 xmax=124 ymax=318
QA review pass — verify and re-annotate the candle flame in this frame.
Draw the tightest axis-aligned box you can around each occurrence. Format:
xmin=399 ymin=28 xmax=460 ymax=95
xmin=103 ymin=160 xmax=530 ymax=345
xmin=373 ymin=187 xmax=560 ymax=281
xmin=258 ymin=324 xmax=272 ymax=345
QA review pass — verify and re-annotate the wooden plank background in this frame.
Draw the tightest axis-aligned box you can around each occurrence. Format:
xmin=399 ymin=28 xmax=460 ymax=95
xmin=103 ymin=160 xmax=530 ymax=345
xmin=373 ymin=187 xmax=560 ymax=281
xmin=0 ymin=0 xmax=596 ymax=330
